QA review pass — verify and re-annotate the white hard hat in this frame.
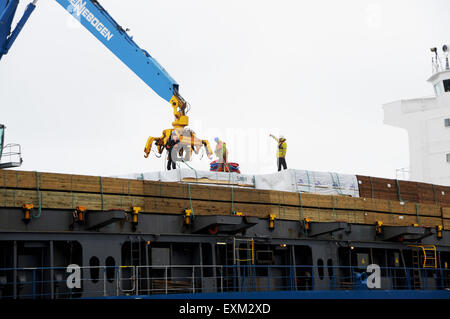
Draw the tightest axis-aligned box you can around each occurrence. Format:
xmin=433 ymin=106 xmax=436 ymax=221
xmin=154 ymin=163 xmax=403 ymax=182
xmin=279 ymin=135 xmax=285 ymax=139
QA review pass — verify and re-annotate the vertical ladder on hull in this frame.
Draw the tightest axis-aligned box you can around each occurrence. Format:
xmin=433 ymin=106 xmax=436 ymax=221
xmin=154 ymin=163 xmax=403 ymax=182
xmin=422 ymin=246 xmax=437 ymax=269
xmin=130 ymin=239 xmax=142 ymax=266
xmin=233 ymin=238 xmax=255 ymax=265
xmin=409 ymin=245 xmax=437 ymax=268
xmin=233 ymin=238 xmax=255 ymax=292
xmin=222 ymin=238 xmax=256 ymax=292
xmin=408 ymin=245 xmax=437 ymax=289
xmin=222 ymin=242 xmax=235 ymax=291
xmin=118 ymin=238 xmax=142 ymax=295
xmin=412 ymin=249 xmax=422 ymax=289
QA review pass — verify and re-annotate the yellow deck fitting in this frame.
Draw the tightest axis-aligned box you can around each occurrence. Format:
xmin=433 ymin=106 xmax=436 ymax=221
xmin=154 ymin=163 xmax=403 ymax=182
xmin=437 ymin=225 xmax=443 ymax=239
xmin=75 ymin=206 xmax=86 ymax=222
xmin=22 ymin=204 xmax=34 ymax=222
xmin=304 ymin=218 xmax=311 ymax=231
xmin=269 ymin=214 xmax=276 ymax=229
xmin=376 ymin=221 xmax=383 ymax=234
xmin=184 ymin=209 xmax=192 ymax=225
xmin=132 ymin=206 xmax=141 ymax=224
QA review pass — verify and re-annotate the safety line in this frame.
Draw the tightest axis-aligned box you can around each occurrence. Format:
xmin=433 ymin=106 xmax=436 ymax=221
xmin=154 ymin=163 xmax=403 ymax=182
xmin=100 ymin=176 xmax=104 ymax=211
xmin=396 ymin=179 xmax=403 ymax=202
xmin=415 ymin=203 xmax=421 ymax=225
xmin=432 ymin=184 xmax=438 ymax=204
xmin=33 ymin=171 xmax=42 ymax=218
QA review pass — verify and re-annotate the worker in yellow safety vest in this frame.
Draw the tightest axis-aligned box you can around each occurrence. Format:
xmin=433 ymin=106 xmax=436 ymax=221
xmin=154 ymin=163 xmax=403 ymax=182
xmin=214 ymin=137 xmax=229 ymax=164
xmin=270 ymin=134 xmax=287 ymax=171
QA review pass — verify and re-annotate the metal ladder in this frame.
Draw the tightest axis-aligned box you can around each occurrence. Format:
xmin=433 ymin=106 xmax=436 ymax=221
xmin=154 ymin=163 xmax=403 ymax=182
xmin=222 ymin=244 xmax=235 ymax=291
xmin=409 ymin=245 xmax=437 ymax=268
xmin=130 ymin=239 xmax=142 ymax=267
xmin=411 ymin=249 xmax=422 ymax=289
xmin=233 ymin=238 xmax=255 ymax=265
xmin=118 ymin=238 xmax=143 ymax=295
xmin=232 ymin=238 xmax=255 ymax=291
xmin=409 ymin=245 xmax=437 ymax=290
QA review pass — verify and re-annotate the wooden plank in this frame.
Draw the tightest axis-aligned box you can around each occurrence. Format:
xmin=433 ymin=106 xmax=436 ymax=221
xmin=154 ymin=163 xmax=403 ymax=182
xmin=436 ymin=186 xmax=450 ymax=206
xmin=0 ymin=188 xmax=145 ymax=212
xmin=356 ymin=174 xmax=450 ymax=207
xmin=0 ymin=172 xmax=444 ymax=215
xmin=0 ymin=169 xmax=144 ymax=195
xmin=0 ymin=188 xmax=445 ymax=229
xmin=0 ymin=169 xmax=274 ymax=204
xmin=442 ymin=207 xmax=450 ymax=219
xmin=182 ymin=178 xmax=253 ymax=188
xmin=444 ymin=219 xmax=450 ymax=230
xmin=0 ymin=170 xmax=448 ymax=225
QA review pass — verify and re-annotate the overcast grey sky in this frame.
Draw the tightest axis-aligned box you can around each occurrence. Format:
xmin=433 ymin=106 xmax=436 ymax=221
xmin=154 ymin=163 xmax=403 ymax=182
xmin=1 ymin=0 xmax=449 ymax=178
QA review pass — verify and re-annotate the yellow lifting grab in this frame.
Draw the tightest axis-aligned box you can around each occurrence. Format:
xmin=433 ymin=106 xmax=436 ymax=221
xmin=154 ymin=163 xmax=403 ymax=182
xmin=143 ymin=94 xmax=213 ymax=161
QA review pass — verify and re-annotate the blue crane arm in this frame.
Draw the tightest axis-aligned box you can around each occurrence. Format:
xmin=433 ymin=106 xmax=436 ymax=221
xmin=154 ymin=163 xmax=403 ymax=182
xmin=0 ymin=0 xmax=37 ymax=59
xmin=0 ymin=0 xmax=204 ymax=160
xmin=54 ymin=0 xmax=179 ymax=102
xmin=0 ymin=0 xmax=181 ymax=103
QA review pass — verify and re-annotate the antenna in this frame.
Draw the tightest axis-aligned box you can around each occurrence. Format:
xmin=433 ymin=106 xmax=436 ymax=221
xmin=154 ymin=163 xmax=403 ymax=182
xmin=431 ymin=47 xmax=440 ymax=73
xmin=432 ymin=56 xmax=435 ymax=74
xmin=443 ymin=44 xmax=449 ymax=70
xmin=430 ymin=46 xmax=449 ymax=73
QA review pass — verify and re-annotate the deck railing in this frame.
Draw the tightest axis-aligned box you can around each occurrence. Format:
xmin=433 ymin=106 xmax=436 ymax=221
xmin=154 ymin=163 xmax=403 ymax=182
xmin=0 ymin=264 xmax=449 ymax=299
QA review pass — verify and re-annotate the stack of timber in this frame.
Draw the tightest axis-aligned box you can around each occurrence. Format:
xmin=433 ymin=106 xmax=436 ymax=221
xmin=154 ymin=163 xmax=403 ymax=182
xmin=0 ymin=170 xmax=449 ymax=230
xmin=357 ymin=175 xmax=450 ymax=206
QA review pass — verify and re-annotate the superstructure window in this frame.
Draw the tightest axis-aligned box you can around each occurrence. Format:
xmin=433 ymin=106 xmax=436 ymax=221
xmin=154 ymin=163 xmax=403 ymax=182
xmin=105 ymin=257 xmax=116 ymax=282
xmin=447 ymin=154 xmax=450 ymax=163
xmin=444 ymin=80 xmax=450 ymax=92
xmin=317 ymin=259 xmax=324 ymax=280
xmin=89 ymin=256 xmax=100 ymax=283
xmin=435 ymin=83 xmax=443 ymax=96
xmin=445 ymin=119 xmax=450 ymax=127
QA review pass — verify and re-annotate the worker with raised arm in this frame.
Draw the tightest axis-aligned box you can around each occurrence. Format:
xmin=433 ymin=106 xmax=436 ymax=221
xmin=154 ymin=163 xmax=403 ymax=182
xmin=270 ymin=134 xmax=287 ymax=171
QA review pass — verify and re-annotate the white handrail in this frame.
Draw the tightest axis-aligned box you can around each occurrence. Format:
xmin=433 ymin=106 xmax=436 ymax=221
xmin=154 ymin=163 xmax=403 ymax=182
xmin=117 ymin=266 xmax=135 ymax=293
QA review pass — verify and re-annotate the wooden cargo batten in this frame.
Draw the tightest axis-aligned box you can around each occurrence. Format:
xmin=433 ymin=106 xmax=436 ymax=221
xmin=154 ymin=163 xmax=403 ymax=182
xmin=0 ymin=169 xmax=449 ymax=229
xmin=357 ymin=175 xmax=450 ymax=206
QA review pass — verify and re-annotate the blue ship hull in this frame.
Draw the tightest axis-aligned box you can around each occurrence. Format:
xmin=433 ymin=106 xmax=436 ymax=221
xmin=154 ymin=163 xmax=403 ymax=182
xmin=94 ymin=289 xmax=450 ymax=300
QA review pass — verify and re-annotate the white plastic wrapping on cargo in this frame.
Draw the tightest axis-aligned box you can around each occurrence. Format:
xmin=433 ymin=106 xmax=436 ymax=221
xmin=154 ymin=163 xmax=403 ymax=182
xmin=254 ymin=169 xmax=359 ymax=197
xmin=115 ymin=168 xmax=359 ymax=197
xmin=115 ymin=169 xmax=255 ymax=186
